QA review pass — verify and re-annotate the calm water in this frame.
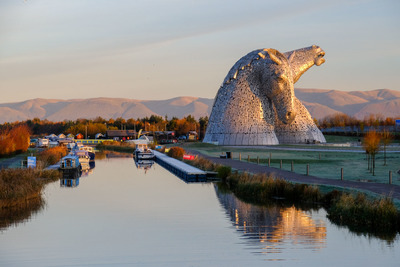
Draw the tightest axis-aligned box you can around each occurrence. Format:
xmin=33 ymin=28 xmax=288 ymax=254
xmin=0 ymin=155 xmax=399 ymax=266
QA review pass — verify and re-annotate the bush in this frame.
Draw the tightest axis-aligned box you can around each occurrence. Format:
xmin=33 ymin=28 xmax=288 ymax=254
xmin=37 ymin=146 xmax=68 ymax=167
xmin=216 ymin=166 xmax=231 ymax=181
xmin=167 ymin=147 xmax=185 ymax=159
xmin=0 ymin=125 xmax=31 ymax=157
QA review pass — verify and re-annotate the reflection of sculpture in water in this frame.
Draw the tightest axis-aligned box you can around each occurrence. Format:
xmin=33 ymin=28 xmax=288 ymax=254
xmin=204 ymin=45 xmax=326 ymax=145
xmin=214 ymin=185 xmax=326 ymax=254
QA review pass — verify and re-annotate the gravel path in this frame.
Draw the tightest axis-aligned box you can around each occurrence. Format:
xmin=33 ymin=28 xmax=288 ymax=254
xmin=187 ymin=149 xmax=400 ymax=200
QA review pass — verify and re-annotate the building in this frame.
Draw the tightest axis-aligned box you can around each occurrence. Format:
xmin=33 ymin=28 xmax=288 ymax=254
xmin=106 ymin=130 xmax=137 ymax=141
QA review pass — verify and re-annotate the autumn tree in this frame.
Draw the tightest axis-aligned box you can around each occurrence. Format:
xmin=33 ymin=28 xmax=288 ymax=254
xmin=362 ymin=130 xmax=381 ymax=175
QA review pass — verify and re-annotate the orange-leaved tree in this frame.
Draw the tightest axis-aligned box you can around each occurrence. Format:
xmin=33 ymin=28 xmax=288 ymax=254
xmin=362 ymin=130 xmax=381 ymax=176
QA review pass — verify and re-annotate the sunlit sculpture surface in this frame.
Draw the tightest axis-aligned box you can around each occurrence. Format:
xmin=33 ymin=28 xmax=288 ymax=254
xmin=203 ymin=45 xmax=326 ymax=145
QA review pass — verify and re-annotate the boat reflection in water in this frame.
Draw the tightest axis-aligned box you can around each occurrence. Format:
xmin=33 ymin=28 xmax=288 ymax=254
xmin=60 ymin=163 xmax=95 ymax=188
xmin=214 ymin=185 xmax=327 ymax=258
xmin=134 ymin=159 xmax=155 ymax=173
xmin=60 ymin=177 xmax=80 ymax=188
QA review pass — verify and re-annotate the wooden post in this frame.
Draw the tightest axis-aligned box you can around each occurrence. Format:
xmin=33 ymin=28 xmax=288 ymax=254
xmin=268 ymin=157 xmax=270 ymax=167
xmin=306 ymin=164 xmax=309 ymax=176
xmin=239 ymin=153 xmax=241 ymax=161
xmin=280 ymin=160 xmax=282 ymax=169
xmin=257 ymin=156 xmax=259 ymax=165
xmin=389 ymin=171 xmax=392 ymax=185
xmin=341 ymin=168 xmax=343 ymax=180
xmin=291 ymin=161 xmax=294 ymax=172
xmin=247 ymin=155 xmax=250 ymax=162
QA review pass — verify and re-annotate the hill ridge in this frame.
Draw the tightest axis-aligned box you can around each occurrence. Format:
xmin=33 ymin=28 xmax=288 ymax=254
xmin=0 ymin=89 xmax=399 ymax=123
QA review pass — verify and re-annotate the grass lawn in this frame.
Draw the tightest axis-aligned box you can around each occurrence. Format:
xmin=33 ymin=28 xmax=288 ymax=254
xmin=179 ymin=139 xmax=400 ymax=186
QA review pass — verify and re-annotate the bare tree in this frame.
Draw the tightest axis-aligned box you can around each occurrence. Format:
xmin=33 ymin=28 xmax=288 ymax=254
xmin=381 ymin=129 xmax=393 ymax=166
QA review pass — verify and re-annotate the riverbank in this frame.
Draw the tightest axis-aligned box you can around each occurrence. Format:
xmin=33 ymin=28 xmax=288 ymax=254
xmin=180 ymin=142 xmax=400 ymax=186
xmin=184 ymin=154 xmax=400 ymax=239
xmin=0 ymin=168 xmax=60 ymax=209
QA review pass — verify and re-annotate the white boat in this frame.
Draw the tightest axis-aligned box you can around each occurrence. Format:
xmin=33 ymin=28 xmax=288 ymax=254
xmin=134 ymin=143 xmax=155 ymax=160
xmin=80 ymin=146 xmax=95 ymax=161
xmin=72 ymin=150 xmax=91 ymax=171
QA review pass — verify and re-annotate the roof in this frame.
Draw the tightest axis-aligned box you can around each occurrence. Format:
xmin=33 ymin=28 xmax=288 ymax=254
xmin=107 ymin=130 xmax=137 ymax=137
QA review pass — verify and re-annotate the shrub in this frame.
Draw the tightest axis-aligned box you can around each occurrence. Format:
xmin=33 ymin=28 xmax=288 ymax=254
xmin=37 ymin=146 xmax=68 ymax=167
xmin=167 ymin=147 xmax=185 ymax=159
xmin=216 ymin=165 xmax=231 ymax=181
xmin=0 ymin=125 xmax=31 ymax=157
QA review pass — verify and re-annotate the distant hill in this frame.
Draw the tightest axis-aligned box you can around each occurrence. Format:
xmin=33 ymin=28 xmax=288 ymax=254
xmin=295 ymin=88 xmax=400 ymax=119
xmin=0 ymin=89 xmax=399 ymax=123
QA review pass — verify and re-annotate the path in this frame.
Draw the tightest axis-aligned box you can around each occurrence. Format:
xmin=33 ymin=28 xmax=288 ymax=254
xmin=0 ymin=154 xmax=25 ymax=169
xmin=186 ymin=149 xmax=400 ymax=201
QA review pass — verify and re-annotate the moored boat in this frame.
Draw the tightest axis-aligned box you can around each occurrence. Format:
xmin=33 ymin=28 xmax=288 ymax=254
xmin=59 ymin=154 xmax=81 ymax=178
xmin=134 ymin=143 xmax=155 ymax=160
xmin=72 ymin=150 xmax=91 ymax=171
xmin=81 ymin=146 xmax=95 ymax=162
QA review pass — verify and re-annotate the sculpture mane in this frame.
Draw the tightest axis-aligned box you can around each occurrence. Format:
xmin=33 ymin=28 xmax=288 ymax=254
xmin=203 ymin=45 xmax=326 ymax=145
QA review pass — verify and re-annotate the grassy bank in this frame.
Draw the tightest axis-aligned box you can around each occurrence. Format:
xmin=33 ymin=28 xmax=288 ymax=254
xmin=184 ymin=155 xmax=400 ymax=239
xmin=96 ymin=141 xmax=135 ymax=153
xmin=180 ymin=142 xmax=400 ymax=186
xmin=0 ymin=168 xmax=60 ymax=208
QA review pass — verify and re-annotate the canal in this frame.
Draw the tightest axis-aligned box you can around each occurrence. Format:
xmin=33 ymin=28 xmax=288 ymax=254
xmin=0 ymin=154 xmax=399 ymax=266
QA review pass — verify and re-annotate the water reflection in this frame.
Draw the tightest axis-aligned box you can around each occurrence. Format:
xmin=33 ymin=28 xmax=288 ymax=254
xmin=0 ymin=196 xmax=44 ymax=231
xmin=134 ymin=159 xmax=155 ymax=173
xmin=60 ymin=177 xmax=80 ymax=187
xmin=215 ymin=184 xmax=326 ymax=258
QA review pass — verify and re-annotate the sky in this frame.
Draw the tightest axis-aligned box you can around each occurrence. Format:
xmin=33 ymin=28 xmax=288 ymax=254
xmin=0 ymin=0 xmax=399 ymax=103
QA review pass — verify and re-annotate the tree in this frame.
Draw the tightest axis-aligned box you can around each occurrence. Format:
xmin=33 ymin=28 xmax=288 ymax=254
xmin=362 ymin=130 xmax=381 ymax=175
xmin=381 ymin=129 xmax=393 ymax=166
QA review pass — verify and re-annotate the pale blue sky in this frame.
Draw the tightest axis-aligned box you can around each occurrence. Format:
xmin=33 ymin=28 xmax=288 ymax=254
xmin=0 ymin=0 xmax=399 ymax=103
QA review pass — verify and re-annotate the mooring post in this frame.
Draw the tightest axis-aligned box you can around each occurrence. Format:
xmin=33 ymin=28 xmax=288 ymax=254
xmin=291 ymin=161 xmax=294 ymax=172
xmin=257 ymin=156 xmax=259 ymax=165
xmin=389 ymin=171 xmax=392 ymax=185
xmin=341 ymin=168 xmax=344 ymax=180
xmin=239 ymin=153 xmax=241 ymax=161
xmin=268 ymin=157 xmax=270 ymax=167
xmin=247 ymin=155 xmax=250 ymax=162
xmin=280 ymin=160 xmax=282 ymax=169
xmin=306 ymin=164 xmax=309 ymax=176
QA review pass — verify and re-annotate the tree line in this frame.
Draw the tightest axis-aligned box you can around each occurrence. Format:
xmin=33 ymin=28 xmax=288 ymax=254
xmin=318 ymin=113 xmax=398 ymax=130
xmin=0 ymin=115 xmax=210 ymax=140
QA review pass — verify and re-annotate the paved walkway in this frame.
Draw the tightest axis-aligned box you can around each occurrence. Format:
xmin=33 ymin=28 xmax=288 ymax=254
xmin=186 ymin=149 xmax=400 ymax=201
xmin=0 ymin=154 xmax=25 ymax=169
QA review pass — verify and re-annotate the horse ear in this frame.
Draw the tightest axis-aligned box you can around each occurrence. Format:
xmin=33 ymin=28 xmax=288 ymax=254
xmin=288 ymin=51 xmax=296 ymax=63
xmin=264 ymin=49 xmax=282 ymax=65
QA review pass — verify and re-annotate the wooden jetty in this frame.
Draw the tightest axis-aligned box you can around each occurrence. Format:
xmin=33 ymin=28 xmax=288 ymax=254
xmin=153 ymin=151 xmax=207 ymax=182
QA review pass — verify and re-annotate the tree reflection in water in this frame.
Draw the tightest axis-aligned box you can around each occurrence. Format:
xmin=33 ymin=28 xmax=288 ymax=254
xmin=214 ymin=184 xmax=326 ymax=257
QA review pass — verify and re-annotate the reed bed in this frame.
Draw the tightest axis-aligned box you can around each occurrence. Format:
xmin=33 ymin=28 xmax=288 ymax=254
xmin=0 ymin=168 xmax=60 ymax=208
